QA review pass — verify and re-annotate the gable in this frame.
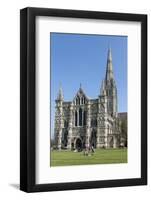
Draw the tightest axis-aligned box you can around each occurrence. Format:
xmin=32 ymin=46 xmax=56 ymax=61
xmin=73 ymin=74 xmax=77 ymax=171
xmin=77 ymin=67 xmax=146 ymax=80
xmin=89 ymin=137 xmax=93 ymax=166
xmin=73 ymin=87 xmax=89 ymax=104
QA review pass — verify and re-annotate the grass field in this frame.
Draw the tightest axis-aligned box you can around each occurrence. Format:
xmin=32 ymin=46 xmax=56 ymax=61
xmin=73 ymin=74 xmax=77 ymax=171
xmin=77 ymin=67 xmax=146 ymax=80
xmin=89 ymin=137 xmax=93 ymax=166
xmin=50 ymin=148 xmax=127 ymax=167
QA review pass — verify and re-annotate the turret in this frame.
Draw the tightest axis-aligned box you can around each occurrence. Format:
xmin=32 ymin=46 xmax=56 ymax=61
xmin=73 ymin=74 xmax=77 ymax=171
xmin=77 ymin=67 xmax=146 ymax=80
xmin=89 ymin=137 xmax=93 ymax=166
xmin=56 ymin=84 xmax=64 ymax=101
xmin=101 ymin=80 xmax=106 ymax=96
xmin=55 ymin=84 xmax=64 ymax=150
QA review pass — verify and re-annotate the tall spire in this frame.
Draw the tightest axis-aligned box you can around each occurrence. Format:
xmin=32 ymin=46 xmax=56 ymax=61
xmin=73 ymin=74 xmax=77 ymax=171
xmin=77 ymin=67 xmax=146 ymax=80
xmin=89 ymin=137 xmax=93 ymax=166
xmin=57 ymin=83 xmax=64 ymax=100
xmin=102 ymin=47 xmax=118 ymax=116
xmin=105 ymin=47 xmax=114 ymax=81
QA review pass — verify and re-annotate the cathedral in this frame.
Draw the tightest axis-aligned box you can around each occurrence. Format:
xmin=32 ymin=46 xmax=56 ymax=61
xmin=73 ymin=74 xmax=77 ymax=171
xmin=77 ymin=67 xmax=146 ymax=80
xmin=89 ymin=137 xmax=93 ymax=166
xmin=54 ymin=48 xmax=122 ymax=150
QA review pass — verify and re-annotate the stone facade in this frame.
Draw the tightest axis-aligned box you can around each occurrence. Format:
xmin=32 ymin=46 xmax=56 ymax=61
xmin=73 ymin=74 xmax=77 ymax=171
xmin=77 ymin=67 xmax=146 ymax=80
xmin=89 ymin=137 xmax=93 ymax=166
xmin=54 ymin=48 xmax=122 ymax=150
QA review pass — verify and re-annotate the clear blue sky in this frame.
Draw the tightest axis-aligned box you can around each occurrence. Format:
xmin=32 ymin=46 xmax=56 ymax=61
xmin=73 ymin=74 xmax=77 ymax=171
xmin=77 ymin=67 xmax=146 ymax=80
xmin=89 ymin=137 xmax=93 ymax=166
xmin=50 ymin=33 xmax=127 ymax=137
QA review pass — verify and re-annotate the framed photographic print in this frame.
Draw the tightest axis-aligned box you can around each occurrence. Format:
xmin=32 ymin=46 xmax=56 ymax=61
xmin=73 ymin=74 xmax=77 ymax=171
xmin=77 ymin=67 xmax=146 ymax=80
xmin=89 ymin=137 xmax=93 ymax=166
xmin=20 ymin=7 xmax=147 ymax=192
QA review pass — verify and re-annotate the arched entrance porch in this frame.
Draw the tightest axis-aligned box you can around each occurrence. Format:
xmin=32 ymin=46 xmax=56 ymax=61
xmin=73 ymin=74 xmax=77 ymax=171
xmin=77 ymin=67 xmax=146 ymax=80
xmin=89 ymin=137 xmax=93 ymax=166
xmin=75 ymin=137 xmax=83 ymax=151
xmin=90 ymin=130 xmax=97 ymax=148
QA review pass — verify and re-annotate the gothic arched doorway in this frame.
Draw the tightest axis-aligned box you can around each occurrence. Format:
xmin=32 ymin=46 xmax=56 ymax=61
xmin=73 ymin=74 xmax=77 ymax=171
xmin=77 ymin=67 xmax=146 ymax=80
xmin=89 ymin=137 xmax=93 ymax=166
xmin=108 ymin=136 xmax=113 ymax=148
xmin=90 ymin=130 xmax=97 ymax=148
xmin=75 ymin=138 xmax=83 ymax=151
xmin=62 ymin=131 xmax=68 ymax=148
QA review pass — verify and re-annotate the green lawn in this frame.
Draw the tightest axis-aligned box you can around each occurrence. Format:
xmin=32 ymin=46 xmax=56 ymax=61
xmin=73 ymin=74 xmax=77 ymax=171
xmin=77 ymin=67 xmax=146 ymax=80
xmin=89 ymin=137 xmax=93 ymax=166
xmin=51 ymin=148 xmax=127 ymax=167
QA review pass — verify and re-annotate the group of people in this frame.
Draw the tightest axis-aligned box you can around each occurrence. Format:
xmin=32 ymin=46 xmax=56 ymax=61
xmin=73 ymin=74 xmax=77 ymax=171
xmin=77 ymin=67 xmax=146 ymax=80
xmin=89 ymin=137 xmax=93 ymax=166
xmin=83 ymin=145 xmax=95 ymax=156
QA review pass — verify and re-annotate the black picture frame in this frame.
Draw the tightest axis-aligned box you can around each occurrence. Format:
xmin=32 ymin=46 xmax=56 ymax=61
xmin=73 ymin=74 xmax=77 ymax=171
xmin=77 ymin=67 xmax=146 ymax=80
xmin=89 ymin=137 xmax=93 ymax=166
xmin=20 ymin=7 xmax=147 ymax=192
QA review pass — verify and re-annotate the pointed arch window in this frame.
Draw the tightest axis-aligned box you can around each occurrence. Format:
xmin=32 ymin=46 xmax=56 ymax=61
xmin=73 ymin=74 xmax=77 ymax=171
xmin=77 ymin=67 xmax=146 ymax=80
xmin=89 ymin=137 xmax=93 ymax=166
xmin=75 ymin=111 xmax=77 ymax=126
xmin=81 ymin=97 xmax=85 ymax=104
xmin=76 ymin=96 xmax=80 ymax=105
xmin=75 ymin=109 xmax=86 ymax=127
xmin=79 ymin=108 xmax=82 ymax=126
xmin=83 ymin=110 xmax=86 ymax=126
xmin=76 ymin=98 xmax=78 ymax=105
